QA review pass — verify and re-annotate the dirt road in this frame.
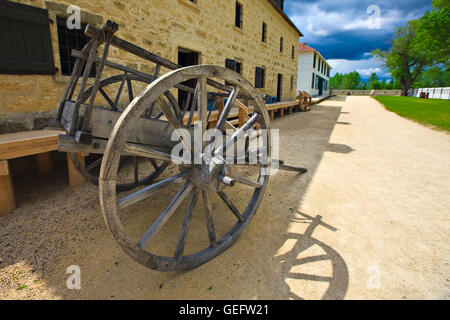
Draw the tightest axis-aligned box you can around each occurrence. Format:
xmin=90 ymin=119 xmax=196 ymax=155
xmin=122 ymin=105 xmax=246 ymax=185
xmin=1 ymin=96 xmax=449 ymax=299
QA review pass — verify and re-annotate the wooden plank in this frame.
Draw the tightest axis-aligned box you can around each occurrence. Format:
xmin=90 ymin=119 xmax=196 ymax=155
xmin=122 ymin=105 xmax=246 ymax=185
xmin=67 ymin=152 xmax=85 ymax=187
xmin=0 ymin=160 xmax=15 ymax=216
xmin=0 ymin=130 xmax=63 ymax=160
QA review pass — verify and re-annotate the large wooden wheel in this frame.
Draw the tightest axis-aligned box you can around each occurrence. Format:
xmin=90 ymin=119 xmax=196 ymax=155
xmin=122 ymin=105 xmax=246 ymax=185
xmin=99 ymin=65 xmax=272 ymax=271
xmin=68 ymin=74 xmax=175 ymax=191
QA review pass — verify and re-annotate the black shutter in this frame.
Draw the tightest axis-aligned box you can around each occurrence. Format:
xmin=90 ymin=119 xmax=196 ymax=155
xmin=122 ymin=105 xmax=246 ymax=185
xmin=0 ymin=0 xmax=54 ymax=74
xmin=255 ymin=67 xmax=264 ymax=88
xmin=225 ymin=58 xmax=236 ymax=71
xmin=235 ymin=2 xmax=242 ymax=28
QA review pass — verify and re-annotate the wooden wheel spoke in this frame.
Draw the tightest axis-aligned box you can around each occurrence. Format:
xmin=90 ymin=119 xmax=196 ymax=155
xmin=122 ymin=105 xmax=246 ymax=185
xmin=181 ymin=92 xmax=192 ymax=119
xmin=118 ymin=172 xmax=188 ymax=210
xmin=138 ymin=182 xmax=193 ymax=249
xmin=217 ymin=191 xmax=244 ymax=222
xmin=187 ymin=82 xmax=199 ymax=127
xmin=216 ymin=86 xmax=240 ymax=132
xmin=123 ymin=143 xmax=175 ymax=162
xmin=216 ymin=113 xmax=261 ymax=155
xmin=149 ymin=158 xmax=159 ymax=170
xmin=174 ymin=189 xmax=199 ymax=260
xmin=114 ymin=72 xmax=127 ymax=108
xmin=85 ymin=157 xmax=102 ymax=172
xmin=99 ymin=88 xmax=117 ymax=111
xmin=126 ymin=78 xmax=134 ymax=102
xmin=197 ymin=77 xmax=208 ymax=148
xmin=134 ymin=156 xmax=139 ymax=183
xmin=202 ymin=190 xmax=217 ymax=248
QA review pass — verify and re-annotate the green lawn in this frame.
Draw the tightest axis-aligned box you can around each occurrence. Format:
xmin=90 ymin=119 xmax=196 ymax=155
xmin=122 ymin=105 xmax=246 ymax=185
xmin=373 ymin=96 xmax=450 ymax=132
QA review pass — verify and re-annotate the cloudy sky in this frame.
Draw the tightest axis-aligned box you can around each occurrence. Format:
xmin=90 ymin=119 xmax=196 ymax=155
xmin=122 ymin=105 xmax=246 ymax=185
xmin=285 ymin=0 xmax=432 ymax=80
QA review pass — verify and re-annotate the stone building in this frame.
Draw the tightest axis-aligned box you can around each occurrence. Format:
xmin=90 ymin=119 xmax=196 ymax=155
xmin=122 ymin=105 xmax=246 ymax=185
xmin=0 ymin=0 xmax=302 ymax=133
xmin=297 ymin=43 xmax=331 ymax=97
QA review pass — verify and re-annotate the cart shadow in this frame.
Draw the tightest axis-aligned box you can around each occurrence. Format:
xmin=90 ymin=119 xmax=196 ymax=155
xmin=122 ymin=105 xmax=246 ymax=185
xmin=274 ymin=211 xmax=348 ymax=300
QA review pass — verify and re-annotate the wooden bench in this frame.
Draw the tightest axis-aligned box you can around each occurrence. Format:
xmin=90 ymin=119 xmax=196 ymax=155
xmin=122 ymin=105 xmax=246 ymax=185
xmin=0 ymin=129 xmax=85 ymax=216
xmin=266 ymin=100 xmax=300 ymax=121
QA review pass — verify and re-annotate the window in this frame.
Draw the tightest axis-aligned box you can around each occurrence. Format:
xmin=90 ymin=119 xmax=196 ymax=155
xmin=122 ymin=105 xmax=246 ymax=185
xmin=262 ymin=22 xmax=267 ymax=43
xmin=0 ymin=1 xmax=54 ymax=74
xmin=225 ymin=58 xmax=242 ymax=85
xmin=313 ymin=53 xmax=316 ymax=68
xmin=280 ymin=37 xmax=283 ymax=53
xmin=225 ymin=58 xmax=242 ymax=74
xmin=189 ymin=0 xmax=197 ymax=3
xmin=291 ymin=45 xmax=295 ymax=59
xmin=235 ymin=2 xmax=243 ymax=29
xmin=311 ymin=72 xmax=315 ymax=89
xmin=255 ymin=67 xmax=265 ymax=88
xmin=57 ymin=17 xmax=96 ymax=76
xmin=290 ymin=75 xmax=294 ymax=90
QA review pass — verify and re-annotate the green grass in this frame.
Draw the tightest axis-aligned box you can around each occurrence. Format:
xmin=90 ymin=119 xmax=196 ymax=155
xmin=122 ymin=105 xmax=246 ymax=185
xmin=373 ymin=96 xmax=450 ymax=132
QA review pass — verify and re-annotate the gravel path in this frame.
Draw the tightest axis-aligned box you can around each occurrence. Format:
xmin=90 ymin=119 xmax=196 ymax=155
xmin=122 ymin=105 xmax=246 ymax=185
xmin=0 ymin=96 xmax=449 ymax=299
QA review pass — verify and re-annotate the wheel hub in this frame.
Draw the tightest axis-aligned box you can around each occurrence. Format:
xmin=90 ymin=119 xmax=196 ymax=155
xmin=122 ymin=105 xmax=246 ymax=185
xmin=186 ymin=164 xmax=224 ymax=192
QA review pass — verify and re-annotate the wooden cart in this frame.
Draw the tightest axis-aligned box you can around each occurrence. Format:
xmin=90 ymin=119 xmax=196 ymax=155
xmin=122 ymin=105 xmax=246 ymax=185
xmin=57 ymin=21 xmax=307 ymax=271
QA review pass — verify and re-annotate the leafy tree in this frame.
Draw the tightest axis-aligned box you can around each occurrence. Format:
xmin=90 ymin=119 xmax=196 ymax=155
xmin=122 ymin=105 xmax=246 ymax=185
xmin=373 ymin=20 xmax=431 ymax=96
xmin=380 ymin=79 xmax=387 ymax=89
xmin=373 ymin=0 xmax=449 ymax=95
xmin=413 ymin=66 xmax=450 ymax=87
xmin=368 ymin=73 xmax=379 ymax=84
xmin=342 ymin=71 xmax=361 ymax=89
xmin=414 ymin=0 xmax=450 ymax=68
xmin=330 ymin=72 xmax=344 ymax=89
xmin=370 ymin=80 xmax=381 ymax=90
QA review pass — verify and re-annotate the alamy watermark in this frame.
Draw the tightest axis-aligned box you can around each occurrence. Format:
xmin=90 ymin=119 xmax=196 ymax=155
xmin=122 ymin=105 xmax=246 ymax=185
xmin=66 ymin=5 xmax=81 ymax=30
xmin=66 ymin=265 xmax=81 ymax=290
xmin=367 ymin=5 xmax=381 ymax=30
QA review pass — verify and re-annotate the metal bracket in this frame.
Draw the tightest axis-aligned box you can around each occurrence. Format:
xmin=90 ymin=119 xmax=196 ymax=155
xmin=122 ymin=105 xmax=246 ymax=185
xmin=75 ymin=131 xmax=93 ymax=145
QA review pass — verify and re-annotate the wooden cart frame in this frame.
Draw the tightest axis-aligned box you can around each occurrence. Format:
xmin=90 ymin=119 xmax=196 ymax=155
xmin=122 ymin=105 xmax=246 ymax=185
xmin=56 ymin=20 xmax=307 ymax=271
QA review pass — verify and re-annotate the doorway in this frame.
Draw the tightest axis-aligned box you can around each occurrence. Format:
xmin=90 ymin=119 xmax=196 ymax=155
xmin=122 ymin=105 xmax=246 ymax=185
xmin=178 ymin=48 xmax=200 ymax=109
xmin=277 ymin=74 xmax=283 ymax=102
xmin=318 ymin=77 xmax=324 ymax=96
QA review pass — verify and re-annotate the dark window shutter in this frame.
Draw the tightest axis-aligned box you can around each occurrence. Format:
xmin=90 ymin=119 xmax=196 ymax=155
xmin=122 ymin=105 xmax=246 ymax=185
xmin=255 ymin=67 xmax=264 ymax=88
xmin=0 ymin=1 xmax=54 ymax=74
xmin=225 ymin=58 xmax=236 ymax=71
xmin=235 ymin=2 xmax=242 ymax=28
xmin=312 ymin=73 xmax=315 ymax=89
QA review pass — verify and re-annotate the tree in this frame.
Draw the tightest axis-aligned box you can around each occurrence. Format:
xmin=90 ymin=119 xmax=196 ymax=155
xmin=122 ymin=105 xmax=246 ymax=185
xmin=373 ymin=0 xmax=449 ymax=95
xmin=373 ymin=20 xmax=431 ymax=96
xmin=413 ymin=66 xmax=450 ymax=87
xmin=330 ymin=72 xmax=344 ymax=89
xmin=368 ymin=73 xmax=378 ymax=84
xmin=415 ymin=0 xmax=450 ymax=68
xmin=370 ymin=80 xmax=381 ymax=90
xmin=342 ymin=71 xmax=361 ymax=89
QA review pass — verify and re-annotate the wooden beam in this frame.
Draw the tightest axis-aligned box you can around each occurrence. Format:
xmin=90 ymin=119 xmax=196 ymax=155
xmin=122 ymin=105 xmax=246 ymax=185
xmin=0 ymin=130 xmax=62 ymax=160
xmin=0 ymin=160 xmax=15 ymax=216
xmin=67 ymin=153 xmax=85 ymax=187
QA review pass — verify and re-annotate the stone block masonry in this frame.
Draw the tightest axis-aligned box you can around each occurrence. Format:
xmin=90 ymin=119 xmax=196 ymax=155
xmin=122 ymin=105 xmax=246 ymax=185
xmin=0 ymin=0 xmax=301 ymax=133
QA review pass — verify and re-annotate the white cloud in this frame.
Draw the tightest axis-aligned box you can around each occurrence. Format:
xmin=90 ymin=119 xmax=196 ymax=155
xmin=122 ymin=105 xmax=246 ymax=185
xmin=328 ymin=57 xmax=390 ymax=78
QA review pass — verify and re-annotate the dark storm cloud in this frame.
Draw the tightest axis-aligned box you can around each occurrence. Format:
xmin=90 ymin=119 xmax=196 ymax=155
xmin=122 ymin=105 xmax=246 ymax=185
xmin=285 ymin=0 xmax=432 ymax=60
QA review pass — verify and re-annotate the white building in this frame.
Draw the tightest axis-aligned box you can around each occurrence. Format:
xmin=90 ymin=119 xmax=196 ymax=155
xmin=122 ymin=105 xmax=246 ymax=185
xmin=297 ymin=43 xmax=331 ymax=96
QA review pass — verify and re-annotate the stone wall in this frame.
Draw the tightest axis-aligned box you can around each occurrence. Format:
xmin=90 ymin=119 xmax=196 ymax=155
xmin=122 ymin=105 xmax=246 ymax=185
xmin=332 ymin=90 xmax=402 ymax=96
xmin=0 ymin=0 xmax=300 ymax=133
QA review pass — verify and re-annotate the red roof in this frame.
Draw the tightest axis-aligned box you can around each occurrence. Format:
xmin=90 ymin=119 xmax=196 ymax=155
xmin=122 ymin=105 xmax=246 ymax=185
xmin=298 ymin=43 xmax=316 ymax=53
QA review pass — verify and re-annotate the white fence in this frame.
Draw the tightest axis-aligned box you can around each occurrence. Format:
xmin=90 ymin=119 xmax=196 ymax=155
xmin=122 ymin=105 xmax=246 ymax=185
xmin=408 ymin=87 xmax=450 ymax=100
